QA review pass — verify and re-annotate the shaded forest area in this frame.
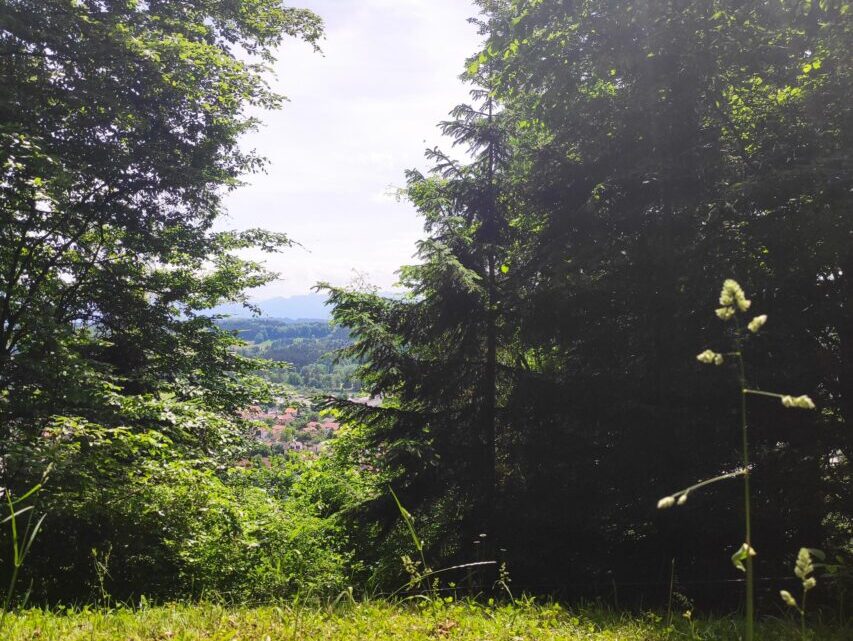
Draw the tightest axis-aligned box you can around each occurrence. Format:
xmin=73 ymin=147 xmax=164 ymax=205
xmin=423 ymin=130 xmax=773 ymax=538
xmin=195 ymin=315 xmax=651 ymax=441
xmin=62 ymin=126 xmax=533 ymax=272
xmin=0 ymin=0 xmax=850 ymax=629
xmin=320 ymin=0 xmax=852 ymax=610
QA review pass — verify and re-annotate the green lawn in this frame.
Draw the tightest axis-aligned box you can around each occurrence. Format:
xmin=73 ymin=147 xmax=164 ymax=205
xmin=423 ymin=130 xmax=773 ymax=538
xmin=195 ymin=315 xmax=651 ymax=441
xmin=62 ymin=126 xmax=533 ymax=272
xmin=2 ymin=601 xmax=850 ymax=641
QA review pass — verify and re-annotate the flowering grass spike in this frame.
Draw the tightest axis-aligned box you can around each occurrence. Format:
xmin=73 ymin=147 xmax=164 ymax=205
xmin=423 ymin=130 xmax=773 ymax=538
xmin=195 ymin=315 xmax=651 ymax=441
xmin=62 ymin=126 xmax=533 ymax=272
xmin=747 ymin=315 xmax=767 ymax=333
xmin=660 ymin=278 xmax=817 ymax=641
xmin=780 ymin=548 xmax=820 ymax=639
xmin=781 ymin=395 xmax=816 ymax=410
xmin=696 ymin=349 xmax=724 ymax=365
xmin=657 ymin=496 xmax=676 ymax=509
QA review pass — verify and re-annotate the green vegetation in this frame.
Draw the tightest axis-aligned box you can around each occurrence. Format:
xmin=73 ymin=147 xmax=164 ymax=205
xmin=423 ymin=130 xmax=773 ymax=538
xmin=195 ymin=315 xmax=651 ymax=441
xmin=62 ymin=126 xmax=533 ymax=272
xmin=218 ymin=319 xmax=360 ymax=395
xmin=3 ymin=602 xmax=851 ymax=641
xmin=0 ymin=0 xmax=851 ymax=639
xmin=321 ymin=0 xmax=852 ymax=606
xmin=0 ymin=0 xmax=343 ymax=605
xmin=656 ymin=279 xmax=818 ymax=641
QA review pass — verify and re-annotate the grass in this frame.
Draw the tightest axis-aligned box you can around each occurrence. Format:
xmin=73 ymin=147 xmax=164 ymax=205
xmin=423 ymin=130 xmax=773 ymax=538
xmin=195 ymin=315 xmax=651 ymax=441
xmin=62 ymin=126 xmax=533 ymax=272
xmin=2 ymin=600 xmax=850 ymax=640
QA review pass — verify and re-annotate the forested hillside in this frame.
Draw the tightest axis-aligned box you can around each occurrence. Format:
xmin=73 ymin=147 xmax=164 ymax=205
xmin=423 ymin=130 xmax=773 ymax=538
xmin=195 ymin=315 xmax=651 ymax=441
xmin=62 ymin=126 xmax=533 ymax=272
xmin=0 ymin=1 xmax=850 ymax=638
xmin=218 ymin=318 xmax=359 ymax=394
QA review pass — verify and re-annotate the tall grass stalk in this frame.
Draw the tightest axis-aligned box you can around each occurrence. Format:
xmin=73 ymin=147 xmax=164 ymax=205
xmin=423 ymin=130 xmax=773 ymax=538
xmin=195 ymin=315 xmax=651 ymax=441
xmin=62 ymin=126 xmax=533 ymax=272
xmin=735 ymin=344 xmax=755 ymax=641
xmin=0 ymin=480 xmax=47 ymax=631
xmin=735 ymin=345 xmax=754 ymax=641
xmin=389 ymin=488 xmax=496 ymax=599
xmin=390 ymin=488 xmax=428 ymax=581
xmin=658 ymin=280 xmax=816 ymax=641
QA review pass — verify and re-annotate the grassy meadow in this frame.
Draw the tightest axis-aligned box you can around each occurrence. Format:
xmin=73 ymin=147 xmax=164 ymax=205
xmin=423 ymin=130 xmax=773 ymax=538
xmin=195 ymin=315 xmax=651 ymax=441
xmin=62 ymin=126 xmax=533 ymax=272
xmin=3 ymin=601 xmax=851 ymax=641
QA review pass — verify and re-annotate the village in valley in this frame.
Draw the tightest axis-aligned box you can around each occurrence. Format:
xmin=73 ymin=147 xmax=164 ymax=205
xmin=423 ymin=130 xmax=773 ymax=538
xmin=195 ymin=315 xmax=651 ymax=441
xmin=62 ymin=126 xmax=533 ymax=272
xmin=240 ymin=394 xmax=379 ymax=462
xmin=241 ymin=401 xmax=340 ymax=455
xmin=217 ymin=317 xmax=375 ymax=461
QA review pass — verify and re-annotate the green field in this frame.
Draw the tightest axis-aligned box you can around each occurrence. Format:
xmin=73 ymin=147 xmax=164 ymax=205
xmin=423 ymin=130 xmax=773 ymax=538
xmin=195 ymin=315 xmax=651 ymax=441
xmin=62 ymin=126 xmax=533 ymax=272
xmin=3 ymin=602 xmax=850 ymax=641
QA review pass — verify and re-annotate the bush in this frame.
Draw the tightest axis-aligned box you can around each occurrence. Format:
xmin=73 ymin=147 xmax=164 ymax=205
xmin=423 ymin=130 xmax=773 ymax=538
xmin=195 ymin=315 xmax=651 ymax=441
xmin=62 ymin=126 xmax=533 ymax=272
xmin=2 ymin=405 xmax=351 ymax=604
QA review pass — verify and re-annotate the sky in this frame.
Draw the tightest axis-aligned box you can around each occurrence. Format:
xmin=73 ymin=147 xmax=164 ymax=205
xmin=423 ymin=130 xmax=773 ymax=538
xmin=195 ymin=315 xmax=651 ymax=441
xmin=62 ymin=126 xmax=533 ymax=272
xmin=221 ymin=0 xmax=483 ymax=299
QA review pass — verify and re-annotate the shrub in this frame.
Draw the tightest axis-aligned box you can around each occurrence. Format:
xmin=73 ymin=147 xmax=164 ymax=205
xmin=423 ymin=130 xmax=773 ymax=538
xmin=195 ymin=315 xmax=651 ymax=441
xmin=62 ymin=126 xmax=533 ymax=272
xmin=2 ymin=404 xmax=351 ymax=604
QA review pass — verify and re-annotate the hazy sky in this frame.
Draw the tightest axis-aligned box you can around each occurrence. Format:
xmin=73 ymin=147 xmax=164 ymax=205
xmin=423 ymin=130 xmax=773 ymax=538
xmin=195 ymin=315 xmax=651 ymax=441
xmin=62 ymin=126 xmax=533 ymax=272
xmin=221 ymin=0 xmax=482 ymax=298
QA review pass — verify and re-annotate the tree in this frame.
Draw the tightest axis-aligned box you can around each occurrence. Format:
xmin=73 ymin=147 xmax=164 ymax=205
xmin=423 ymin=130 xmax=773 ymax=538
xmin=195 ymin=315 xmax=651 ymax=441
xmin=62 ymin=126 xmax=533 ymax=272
xmin=322 ymin=0 xmax=851 ymax=601
xmin=318 ymin=67 xmax=522 ymax=580
xmin=0 ymin=0 xmax=321 ymax=412
xmin=467 ymin=0 xmax=851 ymax=598
xmin=0 ymin=0 xmax=324 ymax=601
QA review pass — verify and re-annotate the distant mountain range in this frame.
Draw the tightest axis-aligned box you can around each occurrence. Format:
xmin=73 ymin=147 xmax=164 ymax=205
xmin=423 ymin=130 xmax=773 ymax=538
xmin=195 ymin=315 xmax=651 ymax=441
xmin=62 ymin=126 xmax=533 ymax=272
xmin=211 ymin=291 xmax=406 ymax=321
xmin=211 ymin=294 xmax=332 ymax=320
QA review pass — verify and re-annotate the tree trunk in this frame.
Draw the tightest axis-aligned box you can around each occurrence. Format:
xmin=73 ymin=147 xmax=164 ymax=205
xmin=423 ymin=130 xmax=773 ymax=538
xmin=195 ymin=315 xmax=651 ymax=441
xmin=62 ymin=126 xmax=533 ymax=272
xmin=839 ymin=254 xmax=853 ymax=457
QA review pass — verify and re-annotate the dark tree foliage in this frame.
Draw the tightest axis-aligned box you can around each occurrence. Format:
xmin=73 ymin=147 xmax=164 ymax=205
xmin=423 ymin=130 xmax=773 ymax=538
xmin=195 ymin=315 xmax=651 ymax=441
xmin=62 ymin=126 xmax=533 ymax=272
xmin=318 ymin=74 xmax=524 ymax=580
xmin=325 ymin=0 xmax=852 ymax=603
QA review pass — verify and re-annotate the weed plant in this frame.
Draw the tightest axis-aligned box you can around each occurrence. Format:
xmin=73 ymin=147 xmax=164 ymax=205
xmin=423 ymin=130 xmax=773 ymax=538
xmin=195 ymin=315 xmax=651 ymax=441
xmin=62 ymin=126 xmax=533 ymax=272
xmin=0 ymin=473 xmax=48 ymax=631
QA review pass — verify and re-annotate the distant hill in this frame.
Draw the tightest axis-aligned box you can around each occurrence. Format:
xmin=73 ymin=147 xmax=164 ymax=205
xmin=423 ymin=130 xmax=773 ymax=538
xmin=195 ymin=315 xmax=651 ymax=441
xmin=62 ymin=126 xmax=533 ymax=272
xmin=211 ymin=294 xmax=331 ymax=320
xmin=216 ymin=318 xmax=358 ymax=395
xmin=212 ymin=291 xmax=406 ymax=320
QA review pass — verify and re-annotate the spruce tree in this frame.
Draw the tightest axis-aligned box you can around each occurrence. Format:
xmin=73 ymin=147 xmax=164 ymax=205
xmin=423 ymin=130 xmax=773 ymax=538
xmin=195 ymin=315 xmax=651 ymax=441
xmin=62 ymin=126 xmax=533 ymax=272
xmin=320 ymin=75 xmax=518 ymax=574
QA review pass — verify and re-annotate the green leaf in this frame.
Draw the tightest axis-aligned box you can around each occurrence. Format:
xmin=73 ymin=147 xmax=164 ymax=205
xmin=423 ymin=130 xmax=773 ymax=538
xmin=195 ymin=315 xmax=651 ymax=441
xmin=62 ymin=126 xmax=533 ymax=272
xmin=500 ymin=264 xmax=510 ymax=274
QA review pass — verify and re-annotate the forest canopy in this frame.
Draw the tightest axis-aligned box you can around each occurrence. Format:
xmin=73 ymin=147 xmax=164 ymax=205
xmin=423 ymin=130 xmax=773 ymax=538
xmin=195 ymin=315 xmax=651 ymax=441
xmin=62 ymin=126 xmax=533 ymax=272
xmin=320 ymin=0 xmax=852 ymax=601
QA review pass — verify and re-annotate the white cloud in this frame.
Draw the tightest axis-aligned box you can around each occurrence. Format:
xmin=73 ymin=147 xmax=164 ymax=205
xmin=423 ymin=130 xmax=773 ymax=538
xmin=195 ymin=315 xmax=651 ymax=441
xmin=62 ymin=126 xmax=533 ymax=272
xmin=220 ymin=0 xmax=482 ymax=298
